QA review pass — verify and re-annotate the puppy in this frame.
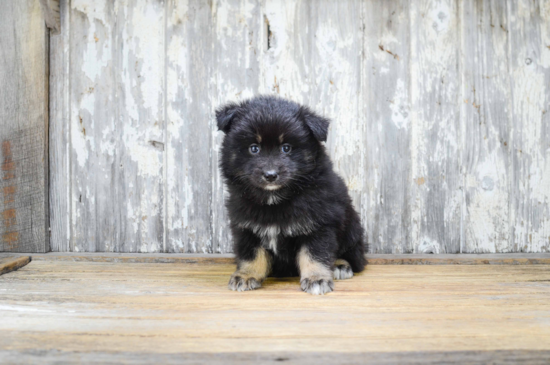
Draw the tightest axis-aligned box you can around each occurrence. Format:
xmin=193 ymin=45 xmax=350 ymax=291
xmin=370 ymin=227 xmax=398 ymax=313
xmin=216 ymin=95 xmax=366 ymax=295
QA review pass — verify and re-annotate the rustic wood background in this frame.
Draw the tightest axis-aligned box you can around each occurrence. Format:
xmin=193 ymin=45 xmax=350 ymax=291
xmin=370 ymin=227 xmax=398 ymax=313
xmin=0 ymin=0 xmax=49 ymax=253
xmin=49 ymin=0 xmax=550 ymax=254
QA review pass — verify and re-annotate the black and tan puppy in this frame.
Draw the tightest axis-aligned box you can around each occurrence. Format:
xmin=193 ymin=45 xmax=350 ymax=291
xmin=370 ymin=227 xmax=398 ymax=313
xmin=216 ymin=95 xmax=366 ymax=295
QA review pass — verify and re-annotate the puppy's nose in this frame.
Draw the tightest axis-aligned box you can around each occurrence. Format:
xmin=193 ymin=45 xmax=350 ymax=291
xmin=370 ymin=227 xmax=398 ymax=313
xmin=263 ymin=170 xmax=278 ymax=182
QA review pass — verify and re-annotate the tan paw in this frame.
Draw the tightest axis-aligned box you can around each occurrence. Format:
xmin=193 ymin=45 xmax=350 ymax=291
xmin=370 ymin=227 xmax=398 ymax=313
xmin=228 ymin=272 xmax=262 ymax=292
xmin=300 ymin=276 xmax=334 ymax=295
xmin=333 ymin=259 xmax=353 ymax=280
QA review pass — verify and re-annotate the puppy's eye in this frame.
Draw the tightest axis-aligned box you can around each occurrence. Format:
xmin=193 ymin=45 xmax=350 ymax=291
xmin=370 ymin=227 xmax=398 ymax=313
xmin=281 ymin=144 xmax=292 ymax=153
xmin=249 ymin=144 xmax=260 ymax=154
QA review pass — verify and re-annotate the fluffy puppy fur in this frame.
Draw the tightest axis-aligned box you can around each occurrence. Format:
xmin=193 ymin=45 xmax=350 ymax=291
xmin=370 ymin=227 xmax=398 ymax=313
xmin=216 ymin=95 xmax=366 ymax=295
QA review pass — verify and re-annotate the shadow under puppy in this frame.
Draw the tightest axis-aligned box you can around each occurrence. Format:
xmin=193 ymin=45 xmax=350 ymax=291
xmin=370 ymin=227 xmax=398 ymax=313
xmin=216 ymin=95 xmax=366 ymax=295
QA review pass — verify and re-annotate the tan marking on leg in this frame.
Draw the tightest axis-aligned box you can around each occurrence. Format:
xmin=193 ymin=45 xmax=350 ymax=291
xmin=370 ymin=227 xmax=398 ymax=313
xmin=334 ymin=259 xmax=349 ymax=267
xmin=297 ymin=246 xmax=334 ymax=295
xmin=298 ymin=246 xmax=332 ymax=278
xmin=238 ymin=247 xmax=271 ymax=278
xmin=334 ymin=258 xmax=353 ymax=280
xmin=229 ymin=247 xmax=271 ymax=292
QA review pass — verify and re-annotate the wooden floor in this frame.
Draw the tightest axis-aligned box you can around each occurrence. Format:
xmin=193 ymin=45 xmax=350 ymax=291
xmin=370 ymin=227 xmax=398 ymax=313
xmin=1 ymin=258 xmax=550 ymax=364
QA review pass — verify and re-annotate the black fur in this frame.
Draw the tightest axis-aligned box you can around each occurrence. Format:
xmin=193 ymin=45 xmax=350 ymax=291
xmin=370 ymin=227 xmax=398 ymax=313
xmin=217 ymin=95 xmax=366 ymax=282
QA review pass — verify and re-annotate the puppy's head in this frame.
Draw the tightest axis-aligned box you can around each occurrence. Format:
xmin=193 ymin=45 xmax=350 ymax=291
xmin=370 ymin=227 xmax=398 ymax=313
xmin=217 ymin=96 xmax=329 ymax=192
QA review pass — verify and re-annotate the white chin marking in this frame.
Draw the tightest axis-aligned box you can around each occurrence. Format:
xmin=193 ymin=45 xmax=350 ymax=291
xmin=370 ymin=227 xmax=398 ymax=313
xmin=264 ymin=185 xmax=281 ymax=191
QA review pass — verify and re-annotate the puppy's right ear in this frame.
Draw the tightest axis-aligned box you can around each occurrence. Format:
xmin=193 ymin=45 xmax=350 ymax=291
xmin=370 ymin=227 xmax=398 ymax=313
xmin=299 ymin=106 xmax=330 ymax=142
xmin=216 ymin=102 xmax=240 ymax=134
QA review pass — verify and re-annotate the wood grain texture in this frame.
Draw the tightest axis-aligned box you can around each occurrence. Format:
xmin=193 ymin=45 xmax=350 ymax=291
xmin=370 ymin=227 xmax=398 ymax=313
xmin=1 ymin=260 xmax=550 ymax=360
xmin=363 ymin=0 xmax=412 ymax=253
xmin=0 ymin=0 xmax=49 ymax=253
xmin=508 ymin=0 xmax=550 ymax=253
xmin=2 ymin=350 xmax=550 ymax=365
xmin=212 ymin=0 xmax=263 ymax=253
xmin=48 ymin=0 xmax=70 ymax=252
xmin=3 ymin=252 xmax=550 ymax=265
xmin=166 ymin=0 xmax=214 ymax=253
xmin=60 ymin=0 xmax=167 ymax=252
xmin=39 ymin=0 xmax=60 ymax=34
xmin=0 ymin=256 xmax=31 ymax=275
xmin=460 ymin=0 xmax=512 ymax=253
xmin=68 ymin=0 xmax=117 ymax=252
xmin=409 ymin=0 xmax=462 ymax=253
xmin=308 ymin=0 xmax=364 ymax=241
xmin=116 ymin=0 xmax=166 ymax=253
xmin=48 ymin=0 xmax=550 ymax=253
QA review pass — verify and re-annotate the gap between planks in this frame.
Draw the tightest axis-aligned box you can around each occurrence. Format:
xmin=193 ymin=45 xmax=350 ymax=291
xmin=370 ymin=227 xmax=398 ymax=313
xmin=1 ymin=253 xmax=550 ymax=265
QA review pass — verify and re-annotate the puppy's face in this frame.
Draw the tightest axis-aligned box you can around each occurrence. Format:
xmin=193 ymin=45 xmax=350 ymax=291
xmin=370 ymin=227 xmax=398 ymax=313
xmin=217 ymin=96 xmax=329 ymax=192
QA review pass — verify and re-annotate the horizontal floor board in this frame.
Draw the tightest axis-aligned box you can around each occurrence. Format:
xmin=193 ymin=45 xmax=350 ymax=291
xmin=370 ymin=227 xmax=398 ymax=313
xmin=0 ymin=260 xmax=549 ymax=363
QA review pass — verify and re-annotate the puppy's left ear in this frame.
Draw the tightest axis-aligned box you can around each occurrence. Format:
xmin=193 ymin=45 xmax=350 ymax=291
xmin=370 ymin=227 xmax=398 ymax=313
xmin=300 ymin=107 xmax=330 ymax=142
xmin=216 ymin=102 xmax=240 ymax=134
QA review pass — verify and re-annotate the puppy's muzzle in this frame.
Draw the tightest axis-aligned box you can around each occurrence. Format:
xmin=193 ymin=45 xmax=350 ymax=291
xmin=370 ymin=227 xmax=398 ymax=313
xmin=263 ymin=170 xmax=278 ymax=182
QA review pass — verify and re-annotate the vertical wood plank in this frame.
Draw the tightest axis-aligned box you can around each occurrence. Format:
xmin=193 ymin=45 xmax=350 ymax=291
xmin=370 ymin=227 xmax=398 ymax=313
xmin=542 ymin=0 xmax=550 ymax=252
xmin=68 ymin=0 xmax=116 ymax=251
xmin=166 ymin=0 xmax=214 ymax=253
xmin=307 ymin=0 xmax=364 ymax=247
xmin=460 ymin=0 xmax=512 ymax=253
xmin=409 ymin=0 xmax=461 ymax=253
xmin=508 ymin=0 xmax=550 ymax=252
xmin=262 ymin=0 xmax=365 ymax=246
xmin=49 ymin=0 xmax=70 ymax=251
xmin=363 ymin=0 xmax=412 ymax=253
xmin=115 ymin=0 xmax=165 ymax=252
xmin=0 ymin=0 xmax=49 ymax=253
xmin=262 ymin=0 xmax=309 ymax=103
xmin=39 ymin=0 xmax=61 ymax=34
xmin=211 ymin=0 xmax=263 ymax=253
xmin=69 ymin=0 xmax=165 ymax=252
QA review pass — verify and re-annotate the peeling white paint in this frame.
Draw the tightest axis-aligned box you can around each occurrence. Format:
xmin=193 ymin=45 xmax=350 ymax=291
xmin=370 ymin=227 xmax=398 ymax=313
xmin=532 ymin=157 xmax=550 ymax=203
xmin=512 ymin=67 xmax=545 ymax=152
xmin=50 ymin=0 xmax=550 ymax=254
xmin=390 ymin=79 xmax=409 ymax=129
xmin=133 ymin=0 xmax=163 ymax=117
xmin=417 ymin=237 xmax=441 ymax=254
xmin=465 ymin=150 xmax=510 ymax=252
xmin=123 ymin=124 xmax=162 ymax=177
xmin=72 ymin=0 xmax=108 ymax=24
xmin=71 ymin=133 xmax=87 ymax=170
xmin=81 ymin=22 xmax=111 ymax=82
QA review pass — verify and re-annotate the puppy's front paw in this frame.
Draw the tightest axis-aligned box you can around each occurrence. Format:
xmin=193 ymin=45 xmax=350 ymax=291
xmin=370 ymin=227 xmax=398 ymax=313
xmin=333 ymin=259 xmax=353 ymax=280
xmin=228 ymin=272 xmax=262 ymax=292
xmin=300 ymin=277 xmax=334 ymax=295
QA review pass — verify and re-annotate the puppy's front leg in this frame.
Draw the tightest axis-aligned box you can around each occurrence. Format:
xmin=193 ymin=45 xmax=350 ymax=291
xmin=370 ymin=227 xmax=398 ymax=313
xmin=297 ymin=243 xmax=335 ymax=295
xmin=229 ymin=245 xmax=271 ymax=292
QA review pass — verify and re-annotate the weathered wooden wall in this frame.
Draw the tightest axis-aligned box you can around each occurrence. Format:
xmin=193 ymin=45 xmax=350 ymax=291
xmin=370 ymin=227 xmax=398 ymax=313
xmin=0 ymin=0 xmax=50 ymax=252
xmin=49 ymin=0 xmax=550 ymax=254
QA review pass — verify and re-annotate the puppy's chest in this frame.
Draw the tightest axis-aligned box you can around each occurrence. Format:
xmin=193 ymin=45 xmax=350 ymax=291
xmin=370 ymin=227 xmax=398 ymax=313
xmin=238 ymin=219 xmax=317 ymax=255
xmin=252 ymin=225 xmax=281 ymax=254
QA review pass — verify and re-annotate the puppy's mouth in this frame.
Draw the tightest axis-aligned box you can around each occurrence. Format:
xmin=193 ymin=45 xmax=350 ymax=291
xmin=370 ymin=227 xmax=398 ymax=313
xmin=263 ymin=184 xmax=282 ymax=191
